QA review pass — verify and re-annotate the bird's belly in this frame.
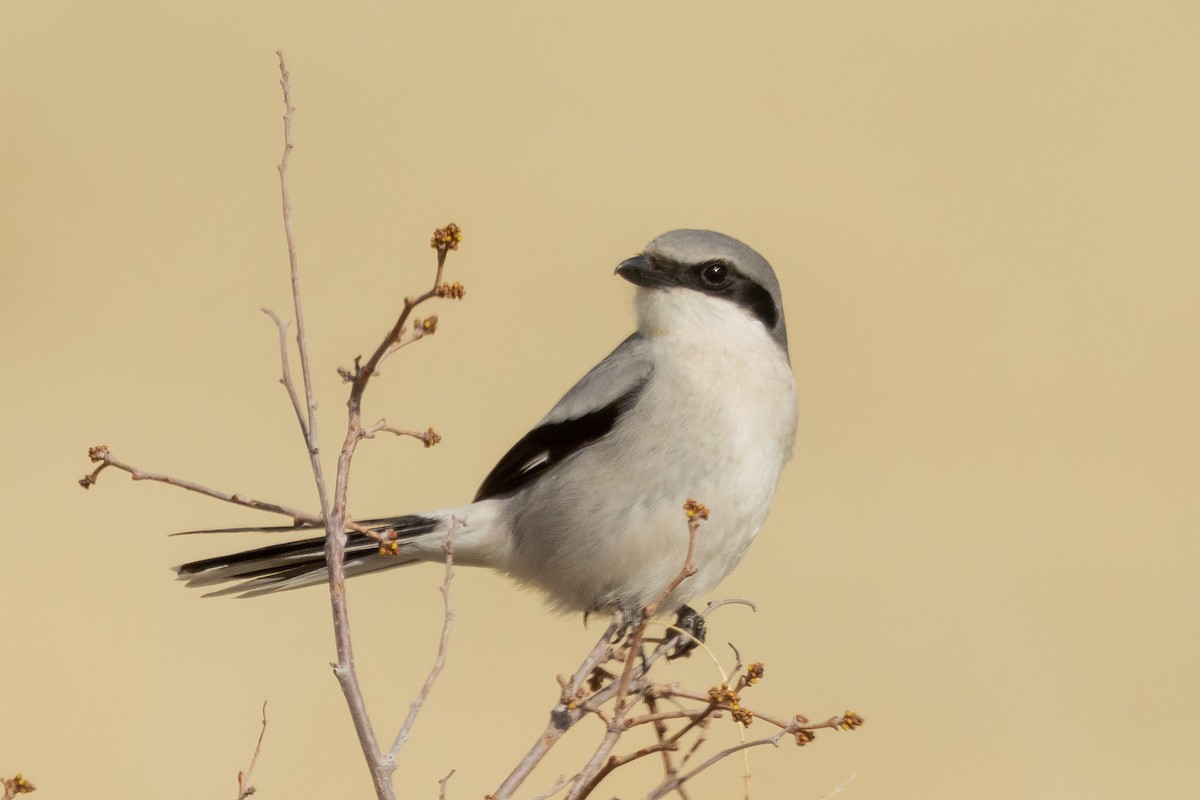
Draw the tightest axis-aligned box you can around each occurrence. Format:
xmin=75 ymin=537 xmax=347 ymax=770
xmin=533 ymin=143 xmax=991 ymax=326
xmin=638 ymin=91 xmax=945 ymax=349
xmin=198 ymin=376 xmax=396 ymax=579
xmin=504 ymin=340 xmax=796 ymax=615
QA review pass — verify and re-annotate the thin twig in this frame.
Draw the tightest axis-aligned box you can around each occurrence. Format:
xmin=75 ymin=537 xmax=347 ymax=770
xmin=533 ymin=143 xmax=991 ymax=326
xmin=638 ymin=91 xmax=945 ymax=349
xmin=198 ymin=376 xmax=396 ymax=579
xmin=385 ymin=519 xmax=459 ymax=764
xmin=560 ymin=618 xmax=621 ymax=703
xmin=528 ymin=775 xmax=571 ymax=800
xmin=80 ymin=446 xmax=320 ymax=525
xmin=276 ymin=56 xmax=318 ymax=441
xmin=622 ymin=708 xmax=712 ymax=729
xmin=704 ymin=598 xmax=757 ymax=614
xmin=494 ymin=593 xmax=746 ymax=800
xmin=273 ymin=55 xmax=467 ymax=800
xmin=659 ymin=687 xmax=852 ymax=735
xmin=437 ymin=769 xmax=455 ymax=800
xmin=817 ymin=773 xmax=858 ymax=799
xmin=677 ymin=715 xmax=714 ymax=768
xmin=273 ymin=50 xmax=386 ymax=800
xmin=262 ymin=308 xmax=309 ymax=441
xmin=236 ymin=701 xmax=269 ymax=800
xmin=87 ymin=466 xmax=397 ymax=546
xmin=360 ymin=419 xmax=441 ymax=448
xmin=492 ymin=619 xmax=620 ymax=800
xmin=574 ymin=740 xmax=680 ymax=799
xmin=661 ymin=701 xmax=720 ymax=749
xmin=645 ymin=693 xmax=690 ymax=800
xmin=643 ymin=731 xmax=788 ymax=800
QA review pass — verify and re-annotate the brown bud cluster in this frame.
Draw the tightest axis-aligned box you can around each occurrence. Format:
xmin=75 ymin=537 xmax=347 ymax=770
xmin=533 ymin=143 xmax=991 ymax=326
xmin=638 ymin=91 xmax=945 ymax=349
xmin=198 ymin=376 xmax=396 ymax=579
xmin=746 ymin=662 xmax=765 ymax=684
xmin=88 ymin=444 xmax=110 ymax=462
xmin=838 ymin=710 xmax=865 ymax=730
xmin=437 ymin=281 xmax=466 ymax=299
xmin=3 ymin=774 xmax=36 ymax=795
xmin=707 ymin=683 xmax=752 ymax=726
xmin=683 ymin=498 xmax=709 ymax=520
xmin=416 ymin=315 xmax=438 ymax=335
xmin=378 ymin=539 xmax=400 ymax=557
xmin=430 ymin=223 xmax=462 ymax=251
xmin=794 ymin=729 xmax=816 ymax=747
xmin=708 ymin=684 xmax=737 ymax=705
xmin=422 ymin=427 xmax=442 ymax=448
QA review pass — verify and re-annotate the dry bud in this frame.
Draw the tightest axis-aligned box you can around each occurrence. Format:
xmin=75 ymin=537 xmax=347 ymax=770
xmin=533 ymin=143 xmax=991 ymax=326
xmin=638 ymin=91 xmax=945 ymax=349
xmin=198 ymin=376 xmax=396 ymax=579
xmin=794 ymin=729 xmax=816 ymax=746
xmin=422 ymin=427 xmax=442 ymax=448
xmin=88 ymin=444 xmax=110 ymax=462
xmin=430 ymin=223 xmax=463 ymax=252
xmin=437 ymin=281 xmax=466 ymax=299
xmin=415 ymin=315 xmax=439 ymax=335
xmin=707 ymin=683 xmax=737 ymax=706
xmin=838 ymin=710 xmax=865 ymax=730
xmin=683 ymin=499 xmax=709 ymax=520
xmin=731 ymin=707 xmax=753 ymax=726
xmin=746 ymin=662 xmax=765 ymax=684
xmin=4 ymin=774 xmax=36 ymax=795
xmin=379 ymin=540 xmax=400 ymax=557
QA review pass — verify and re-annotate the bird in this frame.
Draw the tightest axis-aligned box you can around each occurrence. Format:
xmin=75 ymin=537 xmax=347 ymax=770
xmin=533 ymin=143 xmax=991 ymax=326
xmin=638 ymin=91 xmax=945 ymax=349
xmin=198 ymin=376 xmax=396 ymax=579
xmin=176 ymin=229 xmax=798 ymax=641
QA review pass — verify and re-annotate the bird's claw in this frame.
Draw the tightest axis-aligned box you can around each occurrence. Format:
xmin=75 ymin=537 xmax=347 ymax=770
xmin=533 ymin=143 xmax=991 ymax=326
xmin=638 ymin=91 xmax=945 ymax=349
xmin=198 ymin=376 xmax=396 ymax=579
xmin=666 ymin=605 xmax=706 ymax=660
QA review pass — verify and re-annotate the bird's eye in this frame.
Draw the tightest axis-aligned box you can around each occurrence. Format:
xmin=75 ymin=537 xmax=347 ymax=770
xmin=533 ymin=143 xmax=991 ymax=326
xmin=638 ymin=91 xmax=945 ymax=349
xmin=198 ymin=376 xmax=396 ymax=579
xmin=699 ymin=261 xmax=729 ymax=287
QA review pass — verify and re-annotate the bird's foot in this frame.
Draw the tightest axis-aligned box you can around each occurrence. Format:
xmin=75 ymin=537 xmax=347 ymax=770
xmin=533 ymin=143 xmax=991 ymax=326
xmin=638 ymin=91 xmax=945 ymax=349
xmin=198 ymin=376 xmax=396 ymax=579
xmin=666 ymin=605 xmax=706 ymax=660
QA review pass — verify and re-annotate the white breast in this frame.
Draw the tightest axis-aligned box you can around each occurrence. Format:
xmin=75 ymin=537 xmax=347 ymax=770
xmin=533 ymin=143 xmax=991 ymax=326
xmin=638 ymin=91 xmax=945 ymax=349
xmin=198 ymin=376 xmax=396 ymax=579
xmin=504 ymin=289 xmax=797 ymax=616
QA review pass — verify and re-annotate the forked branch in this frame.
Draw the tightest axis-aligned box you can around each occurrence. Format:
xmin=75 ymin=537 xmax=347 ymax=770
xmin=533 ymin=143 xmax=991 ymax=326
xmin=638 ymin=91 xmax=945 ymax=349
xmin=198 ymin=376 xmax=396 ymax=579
xmin=269 ymin=52 xmax=464 ymax=800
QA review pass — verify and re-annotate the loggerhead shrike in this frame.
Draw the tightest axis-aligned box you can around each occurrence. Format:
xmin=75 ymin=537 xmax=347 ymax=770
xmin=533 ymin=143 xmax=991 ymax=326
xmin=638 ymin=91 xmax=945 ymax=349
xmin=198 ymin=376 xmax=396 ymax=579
xmin=177 ymin=230 xmax=798 ymax=639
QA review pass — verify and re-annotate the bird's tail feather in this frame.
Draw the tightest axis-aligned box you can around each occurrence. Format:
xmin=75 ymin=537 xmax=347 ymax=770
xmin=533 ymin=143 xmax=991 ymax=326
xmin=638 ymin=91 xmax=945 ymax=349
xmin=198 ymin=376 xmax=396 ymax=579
xmin=173 ymin=514 xmax=442 ymax=598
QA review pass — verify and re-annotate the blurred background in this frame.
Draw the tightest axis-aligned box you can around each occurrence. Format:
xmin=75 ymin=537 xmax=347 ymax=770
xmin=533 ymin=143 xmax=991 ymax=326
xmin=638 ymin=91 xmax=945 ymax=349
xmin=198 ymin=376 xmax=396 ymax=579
xmin=3 ymin=2 xmax=1198 ymax=798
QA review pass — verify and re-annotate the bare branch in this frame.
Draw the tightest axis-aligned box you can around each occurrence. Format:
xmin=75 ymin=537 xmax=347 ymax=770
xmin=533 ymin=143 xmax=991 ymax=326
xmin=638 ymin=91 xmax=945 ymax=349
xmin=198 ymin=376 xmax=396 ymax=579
xmin=262 ymin=307 xmax=309 ymax=441
xmin=235 ymin=702 xmax=269 ymax=800
xmin=677 ymin=715 xmax=713 ymax=769
xmin=644 ymin=731 xmax=788 ymax=800
xmin=360 ymin=420 xmax=442 ymax=448
xmin=342 ymin=238 xmax=455 ymax=399
xmin=273 ymin=50 xmax=386 ymax=799
xmin=643 ymin=693 xmax=686 ymax=798
xmin=385 ymin=520 xmax=459 ymax=764
xmin=495 ymin=591 xmax=758 ymax=800
xmin=276 ymin=54 xmax=318 ymax=443
xmin=528 ymin=775 xmax=570 ymax=800
xmin=493 ymin=617 xmax=620 ymax=800
xmin=573 ymin=740 xmax=681 ymax=799
xmin=817 ymin=773 xmax=858 ymax=799
xmin=437 ymin=770 xmax=455 ymax=800
xmin=79 ymin=445 xmax=321 ymax=526
xmin=704 ymin=598 xmax=757 ymax=614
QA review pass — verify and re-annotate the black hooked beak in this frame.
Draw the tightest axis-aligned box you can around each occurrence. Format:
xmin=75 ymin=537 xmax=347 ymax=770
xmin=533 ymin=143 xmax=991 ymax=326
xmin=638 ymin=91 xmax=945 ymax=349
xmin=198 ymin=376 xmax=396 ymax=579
xmin=615 ymin=254 xmax=672 ymax=289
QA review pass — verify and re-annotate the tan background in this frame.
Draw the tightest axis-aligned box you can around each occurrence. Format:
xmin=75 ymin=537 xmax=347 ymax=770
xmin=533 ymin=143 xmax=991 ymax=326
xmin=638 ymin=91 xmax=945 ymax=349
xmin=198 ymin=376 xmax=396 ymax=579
xmin=3 ymin=2 xmax=1198 ymax=798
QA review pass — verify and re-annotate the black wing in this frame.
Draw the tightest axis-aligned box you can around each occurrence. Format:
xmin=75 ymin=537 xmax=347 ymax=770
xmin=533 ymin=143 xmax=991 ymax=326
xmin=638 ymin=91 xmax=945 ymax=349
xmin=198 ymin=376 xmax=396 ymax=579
xmin=474 ymin=333 xmax=653 ymax=501
xmin=474 ymin=385 xmax=645 ymax=501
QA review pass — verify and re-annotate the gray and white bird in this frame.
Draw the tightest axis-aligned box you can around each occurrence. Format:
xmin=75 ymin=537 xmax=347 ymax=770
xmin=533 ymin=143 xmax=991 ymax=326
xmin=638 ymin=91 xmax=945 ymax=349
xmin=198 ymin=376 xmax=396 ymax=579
xmin=177 ymin=230 xmax=798 ymax=632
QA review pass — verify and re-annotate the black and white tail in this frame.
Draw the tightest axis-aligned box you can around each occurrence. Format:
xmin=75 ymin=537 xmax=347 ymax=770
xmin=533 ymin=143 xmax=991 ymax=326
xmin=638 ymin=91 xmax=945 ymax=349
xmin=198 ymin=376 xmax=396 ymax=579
xmin=174 ymin=514 xmax=442 ymax=597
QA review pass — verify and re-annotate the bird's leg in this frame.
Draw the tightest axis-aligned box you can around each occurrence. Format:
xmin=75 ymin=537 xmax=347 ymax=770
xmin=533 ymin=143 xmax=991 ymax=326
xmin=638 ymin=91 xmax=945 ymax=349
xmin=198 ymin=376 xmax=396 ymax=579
xmin=607 ymin=607 xmax=632 ymax=646
xmin=665 ymin=604 xmax=706 ymax=660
